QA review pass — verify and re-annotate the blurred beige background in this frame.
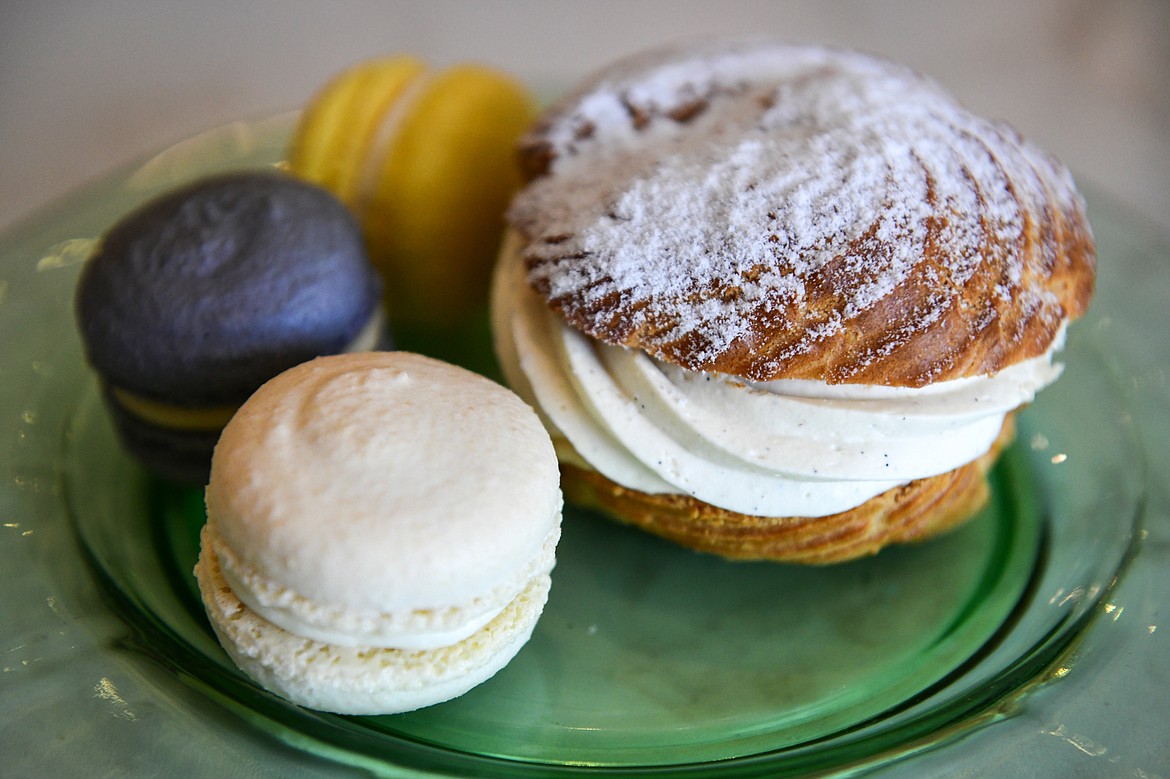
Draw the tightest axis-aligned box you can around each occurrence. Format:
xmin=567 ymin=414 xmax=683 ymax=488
xmin=3 ymin=0 xmax=1168 ymax=235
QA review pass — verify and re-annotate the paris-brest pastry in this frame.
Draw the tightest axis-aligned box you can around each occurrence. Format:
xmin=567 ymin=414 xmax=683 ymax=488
xmin=492 ymin=39 xmax=1096 ymax=562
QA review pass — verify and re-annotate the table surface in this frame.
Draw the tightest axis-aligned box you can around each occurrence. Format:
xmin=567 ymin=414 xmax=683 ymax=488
xmin=2 ymin=2 xmax=1167 ymax=776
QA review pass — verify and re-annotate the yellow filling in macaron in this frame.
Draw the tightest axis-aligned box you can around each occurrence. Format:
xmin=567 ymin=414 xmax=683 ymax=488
xmin=111 ymin=389 xmax=236 ymax=431
xmin=111 ymin=308 xmax=385 ymax=431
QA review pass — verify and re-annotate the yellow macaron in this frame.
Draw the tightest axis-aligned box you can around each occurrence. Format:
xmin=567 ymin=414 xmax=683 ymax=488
xmin=288 ymin=56 xmax=537 ymax=326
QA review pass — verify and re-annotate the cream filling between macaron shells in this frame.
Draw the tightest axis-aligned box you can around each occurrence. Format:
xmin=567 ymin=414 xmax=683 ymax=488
xmin=492 ymin=232 xmax=1064 ymax=518
xmin=108 ymin=306 xmax=386 ymax=432
xmin=206 ymin=521 xmax=560 ymax=650
xmin=195 ymin=528 xmax=554 ymax=716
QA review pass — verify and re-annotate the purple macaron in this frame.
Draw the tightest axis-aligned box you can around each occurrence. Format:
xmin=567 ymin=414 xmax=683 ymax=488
xmin=75 ymin=170 xmax=385 ymax=484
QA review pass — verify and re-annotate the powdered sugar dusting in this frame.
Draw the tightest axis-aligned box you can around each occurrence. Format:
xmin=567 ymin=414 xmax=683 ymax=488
xmin=509 ymin=39 xmax=1092 ymax=381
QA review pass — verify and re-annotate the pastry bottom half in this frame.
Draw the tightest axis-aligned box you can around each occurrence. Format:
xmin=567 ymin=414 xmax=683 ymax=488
xmin=561 ymin=417 xmax=1015 ymax=564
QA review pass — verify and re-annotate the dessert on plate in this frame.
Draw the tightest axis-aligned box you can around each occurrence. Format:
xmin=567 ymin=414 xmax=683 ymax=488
xmin=195 ymin=351 xmax=562 ymax=714
xmin=288 ymin=55 xmax=537 ymax=326
xmin=492 ymin=38 xmax=1096 ymax=562
xmin=75 ymin=171 xmax=384 ymax=485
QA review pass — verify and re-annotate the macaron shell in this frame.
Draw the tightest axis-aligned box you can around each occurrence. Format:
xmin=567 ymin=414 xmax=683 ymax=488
xmin=360 ymin=65 xmax=537 ymax=324
xmin=205 ymin=351 xmax=562 ymax=615
xmin=195 ymin=529 xmax=552 ymax=715
xmin=287 ymin=56 xmax=427 ymax=207
xmin=75 ymin=171 xmax=382 ymax=405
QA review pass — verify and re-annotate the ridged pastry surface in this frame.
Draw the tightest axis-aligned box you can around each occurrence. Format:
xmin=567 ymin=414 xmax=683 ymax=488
xmin=509 ymin=39 xmax=1096 ymax=386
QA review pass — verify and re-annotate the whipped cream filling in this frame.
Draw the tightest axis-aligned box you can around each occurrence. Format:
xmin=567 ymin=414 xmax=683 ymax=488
xmin=492 ymin=233 xmax=1064 ymax=518
xmin=206 ymin=522 xmax=560 ymax=650
xmin=352 ymin=71 xmax=434 ymax=218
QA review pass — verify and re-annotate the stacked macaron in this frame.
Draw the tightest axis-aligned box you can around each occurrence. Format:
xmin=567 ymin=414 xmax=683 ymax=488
xmin=195 ymin=352 xmax=562 ymax=714
xmin=287 ymin=56 xmax=537 ymax=326
xmin=75 ymin=171 xmax=384 ymax=484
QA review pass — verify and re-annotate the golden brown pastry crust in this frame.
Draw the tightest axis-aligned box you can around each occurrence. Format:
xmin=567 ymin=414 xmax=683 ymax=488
xmin=508 ymin=40 xmax=1095 ymax=387
xmin=499 ymin=41 xmax=1091 ymax=562
xmin=561 ymin=416 xmax=1014 ymax=563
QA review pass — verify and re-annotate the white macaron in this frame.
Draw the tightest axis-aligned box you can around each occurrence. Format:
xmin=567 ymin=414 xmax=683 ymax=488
xmin=194 ymin=351 xmax=562 ymax=715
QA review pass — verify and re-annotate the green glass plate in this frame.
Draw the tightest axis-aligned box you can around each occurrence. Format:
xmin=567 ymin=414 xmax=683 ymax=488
xmin=55 ymin=118 xmax=1142 ymax=778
